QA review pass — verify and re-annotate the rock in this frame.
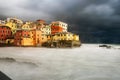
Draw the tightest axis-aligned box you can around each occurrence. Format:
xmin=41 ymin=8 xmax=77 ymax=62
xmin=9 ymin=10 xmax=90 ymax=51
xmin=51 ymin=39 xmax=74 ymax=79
xmin=99 ymin=44 xmax=112 ymax=49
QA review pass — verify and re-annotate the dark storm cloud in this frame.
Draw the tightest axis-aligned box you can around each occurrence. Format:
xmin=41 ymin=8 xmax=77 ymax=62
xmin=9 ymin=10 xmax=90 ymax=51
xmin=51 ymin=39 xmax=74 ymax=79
xmin=0 ymin=0 xmax=120 ymax=43
xmin=52 ymin=0 xmax=120 ymax=43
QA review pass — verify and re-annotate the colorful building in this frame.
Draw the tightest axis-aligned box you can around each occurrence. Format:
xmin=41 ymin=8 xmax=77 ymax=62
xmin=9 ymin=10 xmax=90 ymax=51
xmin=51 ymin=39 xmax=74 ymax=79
xmin=7 ymin=18 xmax=23 ymax=24
xmin=13 ymin=19 xmax=48 ymax=47
xmin=30 ymin=29 xmax=47 ymax=46
xmin=6 ymin=20 xmax=18 ymax=34
xmin=35 ymin=19 xmax=45 ymax=29
xmin=0 ymin=26 xmax=12 ymax=43
xmin=14 ymin=29 xmax=33 ymax=46
xmin=51 ymin=32 xmax=80 ymax=41
xmin=46 ymin=32 xmax=80 ymax=42
xmin=51 ymin=21 xmax=68 ymax=34
xmin=14 ymin=29 xmax=47 ymax=46
xmin=0 ymin=18 xmax=81 ymax=47
xmin=45 ymin=32 xmax=81 ymax=47
xmin=22 ymin=21 xmax=33 ymax=30
xmin=6 ymin=18 xmax=23 ymax=34
xmin=40 ymin=24 xmax=51 ymax=35
xmin=30 ymin=29 xmax=41 ymax=46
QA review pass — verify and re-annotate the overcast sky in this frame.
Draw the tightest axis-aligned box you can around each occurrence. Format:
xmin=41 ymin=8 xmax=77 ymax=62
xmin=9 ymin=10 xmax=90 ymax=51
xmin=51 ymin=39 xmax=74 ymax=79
xmin=0 ymin=0 xmax=120 ymax=43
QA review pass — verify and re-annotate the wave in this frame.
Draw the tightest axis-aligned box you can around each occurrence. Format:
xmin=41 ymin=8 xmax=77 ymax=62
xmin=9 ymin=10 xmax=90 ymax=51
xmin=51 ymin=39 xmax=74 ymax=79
xmin=0 ymin=57 xmax=38 ymax=67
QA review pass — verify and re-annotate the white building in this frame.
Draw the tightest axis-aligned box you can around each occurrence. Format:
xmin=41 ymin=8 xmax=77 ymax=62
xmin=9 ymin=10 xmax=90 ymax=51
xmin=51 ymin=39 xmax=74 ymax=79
xmin=7 ymin=18 xmax=23 ymax=24
xmin=0 ymin=20 xmax=6 ymax=25
xmin=41 ymin=25 xmax=51 ymax=35
xmin=51 ymin=21 xmax=68 ymax=32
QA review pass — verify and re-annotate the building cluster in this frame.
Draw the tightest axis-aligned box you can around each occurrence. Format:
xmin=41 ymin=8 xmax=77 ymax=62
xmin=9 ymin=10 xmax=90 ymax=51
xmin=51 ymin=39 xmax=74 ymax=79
xmin=0 ymin=18 xmax=81 ymax=47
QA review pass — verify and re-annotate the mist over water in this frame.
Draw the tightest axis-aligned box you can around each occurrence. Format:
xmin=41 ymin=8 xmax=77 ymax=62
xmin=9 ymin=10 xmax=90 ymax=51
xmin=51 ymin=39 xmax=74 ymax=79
xmin=0 ymin=44 xmax=120 ymax=80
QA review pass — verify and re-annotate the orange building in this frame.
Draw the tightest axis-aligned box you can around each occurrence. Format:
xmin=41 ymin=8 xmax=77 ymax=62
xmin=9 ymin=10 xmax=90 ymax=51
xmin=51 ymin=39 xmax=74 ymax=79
xmin=30 ymin=29 xmax=41 ymax=46
xmin=14 ymin=29 xmax=47 ymax=46
xmin=30 ymin=29 xmax=47 ymax=46
xmin=51 ymin=21 xmax=68 ymax=34
xmin=14 ymin=29 xmax=33 ymax=46
xmin=0 ymin=26 xmax=12 ymax=43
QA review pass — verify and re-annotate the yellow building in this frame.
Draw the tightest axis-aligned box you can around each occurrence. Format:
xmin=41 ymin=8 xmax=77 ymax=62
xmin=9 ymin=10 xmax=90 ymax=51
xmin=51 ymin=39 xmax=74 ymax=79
xmin=73 ymin=34 xmax=80 ymax=41
xmin=52 ymin=32 xmax=80 ymax=41
xmin=6 ymin=22 xmax=17 ymax=34
xmin=29 ymin=29 xmax=47 ymax=46
xmin=45 ymin=32 xmax=81 ymax=47
xmin=21 ymin=38 xmax=33 ymax=46
xmin=6 ymin=17 xmax=23 ymax=34
xmin=14 ymin=29 xmax=33 ymax=46
xmin=22 ymin=22 xmax=33 ymax=30
xmin=30 ymin=29 xmax=41 ymax=46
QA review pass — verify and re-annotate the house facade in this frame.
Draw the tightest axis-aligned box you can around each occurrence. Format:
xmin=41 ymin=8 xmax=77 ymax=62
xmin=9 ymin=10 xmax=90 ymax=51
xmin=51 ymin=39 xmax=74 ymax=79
xmin=52 ymin=32 xmax=79 ymax=41
xmin=14 ymin=29 xmax=33 ymax=46
xmin=0 ymin=26 xmax=12 ymax=43
xmin=51 ymin=21 xmax=68 ymax=34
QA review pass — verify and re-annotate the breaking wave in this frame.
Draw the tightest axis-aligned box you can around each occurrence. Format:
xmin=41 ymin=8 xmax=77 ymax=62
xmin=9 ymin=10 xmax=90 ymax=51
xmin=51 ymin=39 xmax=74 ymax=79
xmin=0 ymin=57 xmax=38 ymax=67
